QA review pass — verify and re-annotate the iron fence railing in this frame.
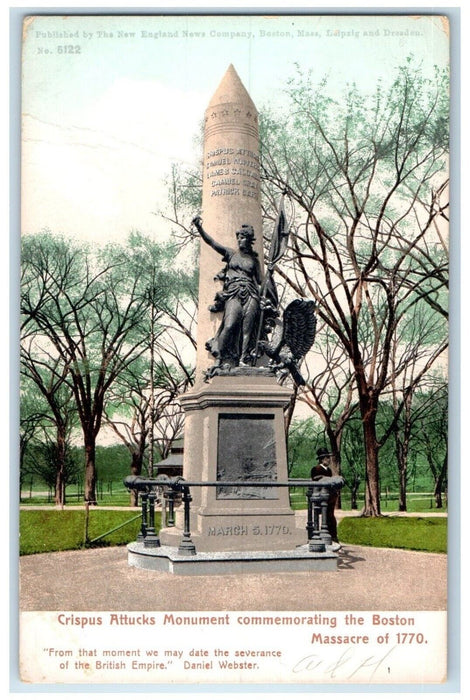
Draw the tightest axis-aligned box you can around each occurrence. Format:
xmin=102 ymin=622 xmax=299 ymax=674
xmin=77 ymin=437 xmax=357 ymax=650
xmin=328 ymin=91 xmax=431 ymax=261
xmin=123 ymin=475 xmax=344 ymax=556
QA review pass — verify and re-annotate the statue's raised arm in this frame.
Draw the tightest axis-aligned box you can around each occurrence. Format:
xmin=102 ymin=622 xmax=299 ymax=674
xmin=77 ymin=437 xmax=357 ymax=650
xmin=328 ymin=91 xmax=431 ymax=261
xmin=192 ymin=217 xmax=266 ymax=375
xmin=192 ymin=216 xmax=229 ymax=258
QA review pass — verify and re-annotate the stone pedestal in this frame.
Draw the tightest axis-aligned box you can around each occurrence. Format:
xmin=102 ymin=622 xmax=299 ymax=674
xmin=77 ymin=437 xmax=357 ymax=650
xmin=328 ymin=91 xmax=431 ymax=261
xmin=127 ymin=544 xmax=338 ymax=574
xmin=159 ymin=376 xmax=306 ymax=552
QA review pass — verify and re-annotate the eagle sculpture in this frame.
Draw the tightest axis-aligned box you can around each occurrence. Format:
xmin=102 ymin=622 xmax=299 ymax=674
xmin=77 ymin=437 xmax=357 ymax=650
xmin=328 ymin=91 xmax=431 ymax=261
xmin=259 ymin=299 xmax=317 ymax=385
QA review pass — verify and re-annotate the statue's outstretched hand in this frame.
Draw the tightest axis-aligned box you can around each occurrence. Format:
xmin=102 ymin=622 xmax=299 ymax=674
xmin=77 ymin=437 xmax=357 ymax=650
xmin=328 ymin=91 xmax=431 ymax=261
xmin=192 ymin=216 xmax=202 ymax=230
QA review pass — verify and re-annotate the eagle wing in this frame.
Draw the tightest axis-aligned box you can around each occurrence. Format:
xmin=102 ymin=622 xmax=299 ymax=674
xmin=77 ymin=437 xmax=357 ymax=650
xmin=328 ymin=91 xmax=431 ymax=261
xmin=282 ymin=300 xmax=317 ymax=361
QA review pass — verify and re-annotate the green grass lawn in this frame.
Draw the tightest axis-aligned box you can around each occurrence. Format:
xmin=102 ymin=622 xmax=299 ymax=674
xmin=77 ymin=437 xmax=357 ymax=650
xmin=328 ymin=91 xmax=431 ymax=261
xmin=288 ymin=492 xmax=446 ymax=514
xmin=19 ymin=510 xmax=160 ymax=555
xmin=397 ymin=497 xmax=445 ymax=513
xmin=19 ymin=509 xmax=446 ymax=556
xmin=338 ymin=516 xmax=447 ymax=554
xmin=20 ymin=488 xmax=134 ymax=508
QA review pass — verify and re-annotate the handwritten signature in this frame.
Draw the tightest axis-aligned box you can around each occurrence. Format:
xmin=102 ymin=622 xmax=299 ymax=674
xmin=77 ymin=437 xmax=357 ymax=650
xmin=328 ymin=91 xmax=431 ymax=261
xmin=292 ymin=645 xmax=397 ymax=681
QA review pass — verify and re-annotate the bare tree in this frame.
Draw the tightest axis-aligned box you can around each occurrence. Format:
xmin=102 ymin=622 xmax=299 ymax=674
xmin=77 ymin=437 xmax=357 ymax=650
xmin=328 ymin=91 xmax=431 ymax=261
xmin=108 ymin=231 xmax=197 ymax=479
xmin=260 ymin=61 xmax=449 ymax=515
xmin=381 ymin=298 xmax=447 ymax=510
xmin=20 ymin=347 xmax=78 ymax=505
xmin=104 ymin=357 xmax=194 ymax=504
xmin=297 ymin=325 xmax=358 ymax=475
xmin=20 ymin=388 xmax=55 ymax=498
xmin=413 ymin=382 xmax=448 ymax=508
xmin=21 ymin=231 xmax=178 ymax=503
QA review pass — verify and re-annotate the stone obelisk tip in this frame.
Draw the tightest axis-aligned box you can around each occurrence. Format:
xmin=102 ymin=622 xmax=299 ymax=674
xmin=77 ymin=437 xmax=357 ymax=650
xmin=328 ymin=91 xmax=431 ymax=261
xmin=208 ymin=64 xmax=257 ymax=112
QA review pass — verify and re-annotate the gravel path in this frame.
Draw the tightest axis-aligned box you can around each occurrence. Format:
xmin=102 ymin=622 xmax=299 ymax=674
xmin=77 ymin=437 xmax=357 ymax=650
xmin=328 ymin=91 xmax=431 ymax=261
xmin=19 ymin=543 xmax=446 ymax=611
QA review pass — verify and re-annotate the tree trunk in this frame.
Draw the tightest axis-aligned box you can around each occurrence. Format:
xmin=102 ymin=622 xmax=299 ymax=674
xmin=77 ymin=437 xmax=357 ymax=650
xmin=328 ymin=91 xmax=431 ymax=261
xmin=54 ymin=427 xmax=67 ymax=506
xmin=84 ymin=439 xmax=97 ymax=504
xmin=54 ymin=469 xmax=66 ymax=506
xmin=398 ymin=465 xmax=407 ymax=512
xmin=397 ymin=392 xmax=412 ymax=512
xmin=130 ymin=451 xmax=143 ymax=507
xmin=434 ymin=465 xmax=446 ymax=509
xmin=395 ymin=435 xmax=408 ymax=512
xmin=434 ymin=484 xmax=443 ymax=509
xmin=351 ymin=475 xmax=360 ymax=509
xmin=361 ymin=402 xmax=381 ymax=516
xmin=427 ymin=448 xmax=447 ymax=511
xmin=327 ymin=430 xmax=342 ymax=507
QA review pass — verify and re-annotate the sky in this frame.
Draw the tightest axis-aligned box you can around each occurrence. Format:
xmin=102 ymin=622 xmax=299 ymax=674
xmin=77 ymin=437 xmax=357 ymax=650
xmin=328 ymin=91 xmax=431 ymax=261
xmin=21 ymin=13 xmax=450 ymax=244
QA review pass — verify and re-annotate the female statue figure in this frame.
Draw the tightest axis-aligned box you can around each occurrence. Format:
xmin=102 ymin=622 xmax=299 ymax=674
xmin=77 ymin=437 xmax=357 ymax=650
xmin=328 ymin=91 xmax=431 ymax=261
xmin=192 ymin=216 xmax=269 ymax=371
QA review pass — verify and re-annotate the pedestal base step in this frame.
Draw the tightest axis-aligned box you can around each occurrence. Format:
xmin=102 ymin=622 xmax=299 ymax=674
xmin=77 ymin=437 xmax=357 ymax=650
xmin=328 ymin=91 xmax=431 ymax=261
xmin=127 ymin=542 xmax=339 ymax=575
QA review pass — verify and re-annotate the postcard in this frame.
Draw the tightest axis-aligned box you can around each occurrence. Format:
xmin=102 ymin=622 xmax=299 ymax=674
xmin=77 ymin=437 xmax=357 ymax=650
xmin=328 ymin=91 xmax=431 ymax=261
xmin=18 ymin=12 xmax=451 ymax=689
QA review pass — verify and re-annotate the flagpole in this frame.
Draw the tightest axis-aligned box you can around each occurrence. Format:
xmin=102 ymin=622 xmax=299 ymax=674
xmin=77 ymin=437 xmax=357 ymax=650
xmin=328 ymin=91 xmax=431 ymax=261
xmin=251 ymin=191 xmax=288 ymax=366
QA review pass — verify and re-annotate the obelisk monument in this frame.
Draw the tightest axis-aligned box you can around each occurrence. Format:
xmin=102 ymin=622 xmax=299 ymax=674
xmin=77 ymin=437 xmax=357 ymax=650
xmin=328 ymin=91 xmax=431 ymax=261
xmin=196 ymin=64 xmax=264 ymax=375
xmin=159 ymin=66 xmax=301 ymax=552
